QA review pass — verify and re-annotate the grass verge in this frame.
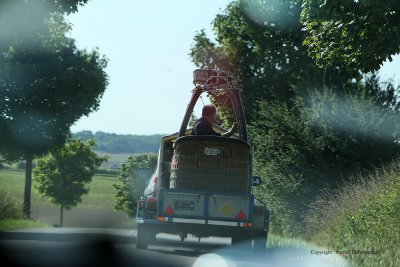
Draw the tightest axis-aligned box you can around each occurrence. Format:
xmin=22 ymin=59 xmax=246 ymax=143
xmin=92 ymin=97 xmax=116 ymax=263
xmin=305 ymin=159 xmax=400 ymax=267
xmin=267 ymin=234 xmax=311 ymax=249
xmin=0 ymin=219 xmax=51 ymax=232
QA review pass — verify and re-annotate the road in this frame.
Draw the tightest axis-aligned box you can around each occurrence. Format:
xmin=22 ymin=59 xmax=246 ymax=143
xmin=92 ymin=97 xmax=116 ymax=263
xmin=0 ymin=228 xmax=349 ymax=267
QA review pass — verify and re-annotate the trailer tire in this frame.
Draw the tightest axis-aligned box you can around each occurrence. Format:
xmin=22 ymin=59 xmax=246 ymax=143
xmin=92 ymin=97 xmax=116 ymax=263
xmin=253 ymin=231 xmax=267 ymax=252
xmin=231 ymin=233 xmax=252 ymax=249
xmin=136 ymin=224 xmax=155 ymax=249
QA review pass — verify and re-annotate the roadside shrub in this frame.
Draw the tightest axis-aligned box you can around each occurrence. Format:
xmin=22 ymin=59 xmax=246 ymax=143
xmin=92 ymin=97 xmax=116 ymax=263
xmin=0 ymin=190 xmax=22 ymax=220
xmin=250 ymin=79 xmax=400 ymax=236
xmin=250 ymin=101 xmax=325 ymax=235
xmin=113 ymin=153 xmax=157 ymax=216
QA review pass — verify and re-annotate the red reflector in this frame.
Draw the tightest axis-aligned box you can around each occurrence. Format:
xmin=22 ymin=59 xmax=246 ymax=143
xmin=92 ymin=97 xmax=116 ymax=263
xmin=236 ymin=210 xmax=246 ymax=220
xmin=243 ymin=222 xmax=253 ymax=228
xmin=165 ymin=205 xmax=174 ymax=215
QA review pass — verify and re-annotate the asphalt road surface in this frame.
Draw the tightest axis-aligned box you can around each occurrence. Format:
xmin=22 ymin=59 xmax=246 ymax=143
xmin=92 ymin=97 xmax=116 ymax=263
xmin=0 ymin=228 xmax=348 ymax=267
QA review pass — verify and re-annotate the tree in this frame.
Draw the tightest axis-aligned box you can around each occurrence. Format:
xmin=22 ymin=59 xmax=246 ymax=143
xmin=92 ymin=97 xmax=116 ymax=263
xmin=190 ymin=0 xmax=358 ymax=124
xmin=0 ymin=0 xmax=89 ymax=15
xmin=0 ymin=0 xmax=108 ymax=218
xmin=113 ymin=154 xmax=158 ymax=217
xmin=33 ymin=139 xmax=107 ymax=226
xmin=301 ymin=0 xmax=400 ymax=73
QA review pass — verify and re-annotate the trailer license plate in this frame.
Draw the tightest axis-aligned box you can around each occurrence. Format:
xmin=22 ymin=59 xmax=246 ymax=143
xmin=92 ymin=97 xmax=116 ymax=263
xmin=174 ymin=200 xmax=195 ymax=210
xmin=144 ymin=209 xmax=157 ymax=219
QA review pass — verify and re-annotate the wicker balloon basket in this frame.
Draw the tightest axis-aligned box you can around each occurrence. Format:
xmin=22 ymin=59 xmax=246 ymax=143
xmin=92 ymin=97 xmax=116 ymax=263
xmin=169 ymin=136 xmax=250 ymax=194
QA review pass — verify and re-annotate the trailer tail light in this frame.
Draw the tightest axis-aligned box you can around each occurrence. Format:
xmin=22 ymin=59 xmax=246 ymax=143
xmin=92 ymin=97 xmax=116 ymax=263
xmin=243 ymin=222 xmax=253 ymax=228
xmin=139 ymin=200 xmax=144 ymax=208
xmin=146 ymin=198 xmax=158 ymax=209
xmin=165 ymin=205 xmax=174 ymax=215
xmin=236 ymin=210 xmax=247 ymax=220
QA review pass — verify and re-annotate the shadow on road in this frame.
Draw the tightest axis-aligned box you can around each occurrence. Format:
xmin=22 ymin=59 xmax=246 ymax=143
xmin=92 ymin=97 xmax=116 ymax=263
xmin=0 ymin=229 xmax=236 ymax=267
xmin=0 ymin=230 xmax=176 ymax=267
xmin=148 ymin=236 xmax=227 ymax=255
xmin=0 ymin=231 xmax=134 ymax=244
xmin=0 ymin=230 xmax=349 ymax=267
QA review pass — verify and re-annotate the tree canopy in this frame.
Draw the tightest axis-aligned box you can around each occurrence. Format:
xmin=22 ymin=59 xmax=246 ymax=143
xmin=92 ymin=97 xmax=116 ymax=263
xmin=0 ymin=43 xmax=108 ymax=161
xmin=190 ymin=0 xmax=358 ymax=124
xmin=301 ymin=0 xmax=400 ymax=73
xmin=0 ymin=0 xmax=89 ymax=15
xmin=0 ymin=0 xmax=108 ymax=161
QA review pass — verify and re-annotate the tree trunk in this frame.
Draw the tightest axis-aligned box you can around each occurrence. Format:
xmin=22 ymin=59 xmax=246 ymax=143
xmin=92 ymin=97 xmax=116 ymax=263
xmin=60 ymin=205 xmax=64 ymax=227
xmin=23 ymin=154 xmax=33 ymax=219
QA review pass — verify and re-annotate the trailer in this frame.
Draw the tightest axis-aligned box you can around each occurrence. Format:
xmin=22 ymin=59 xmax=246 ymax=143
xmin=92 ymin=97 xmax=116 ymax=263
xmin=136 ymin=69 xmax=269 ymax=250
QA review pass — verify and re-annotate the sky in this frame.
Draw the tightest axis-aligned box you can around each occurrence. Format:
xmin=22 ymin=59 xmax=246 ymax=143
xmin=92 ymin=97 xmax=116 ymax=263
xmin=68 ymin=0 xmax=400 ymax=135
xmin=68 ymin=0 xmax=231 ymax=135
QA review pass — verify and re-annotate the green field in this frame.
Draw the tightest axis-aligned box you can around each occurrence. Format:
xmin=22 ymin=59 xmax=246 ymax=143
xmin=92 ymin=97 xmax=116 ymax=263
xmin=0 ymin=168 xmax=118 ymax=210
xmin=0 ymin=168 xmax=132 ymax=228
xmin=96 ymin=152 xmax=134 ymax=169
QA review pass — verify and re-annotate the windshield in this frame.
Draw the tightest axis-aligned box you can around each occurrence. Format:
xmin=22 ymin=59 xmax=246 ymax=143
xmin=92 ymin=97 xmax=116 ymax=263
xmin=1 ymin=1 xmax=399 ymax=267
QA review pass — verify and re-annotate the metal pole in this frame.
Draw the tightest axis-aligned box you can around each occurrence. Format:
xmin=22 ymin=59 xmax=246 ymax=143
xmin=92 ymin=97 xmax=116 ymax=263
xmin=178 ymin=87 xmax=202 ymax=138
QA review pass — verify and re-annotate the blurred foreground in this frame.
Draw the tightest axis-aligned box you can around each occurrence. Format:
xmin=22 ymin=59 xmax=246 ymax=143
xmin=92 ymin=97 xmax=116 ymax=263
xmin=0 ymin=228 xmax=349 ymax=267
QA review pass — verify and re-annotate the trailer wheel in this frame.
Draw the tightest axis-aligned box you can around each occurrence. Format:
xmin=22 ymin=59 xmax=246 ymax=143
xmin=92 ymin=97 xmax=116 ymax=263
xmin=136 ymin=224 xmax=154 ymax=249
xmin=253 ymin=231 xmax=267 ymax=252
xmin=231 ymin=233 xmax=252 ymax=249
xmin=179 ymin=233 xmax=187 ymax=242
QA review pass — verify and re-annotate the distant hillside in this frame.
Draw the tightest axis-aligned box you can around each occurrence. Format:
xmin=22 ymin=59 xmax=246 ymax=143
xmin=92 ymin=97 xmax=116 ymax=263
xmin=73 ymin=131 xmax=163 ymax=154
